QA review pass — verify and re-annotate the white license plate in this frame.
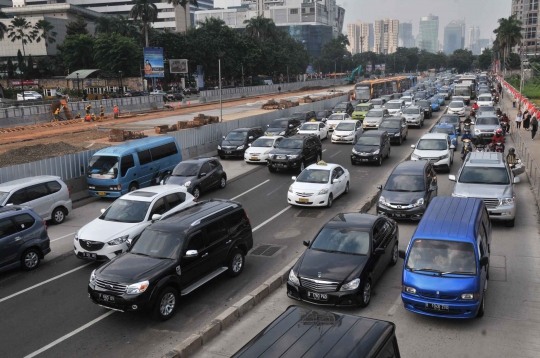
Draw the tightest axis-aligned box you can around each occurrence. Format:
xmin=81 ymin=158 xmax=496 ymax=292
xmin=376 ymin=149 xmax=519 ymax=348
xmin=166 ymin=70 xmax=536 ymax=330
xmin=83 ymin=252 xmax=97 ymax=259
xmin=298 ymin=198 xmax=309 ymax=203
xmin=425 ymin=303 xmax=449 ymax=311
xmin=250 ymin=156 xmax=259 ymax=161
xmin=307 ymin=292 xmax=328 ymax=301
xmin=99 ymin=294 xmax=115 ymax=302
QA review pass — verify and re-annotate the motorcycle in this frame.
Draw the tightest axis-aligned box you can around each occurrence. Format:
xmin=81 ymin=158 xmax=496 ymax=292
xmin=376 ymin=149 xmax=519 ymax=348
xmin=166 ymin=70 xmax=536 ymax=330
xmin=461 ymin=138 xmax=473 ymax=161
xmin=489 ymin=142 xmax=505 ymax=153
xmin=510 ymin=159 xmax=525 ymax=176
xmin=475 ymin=143 xmax=488 ymax=152
xmin=500 ymin=120 xmax=510 ymax=135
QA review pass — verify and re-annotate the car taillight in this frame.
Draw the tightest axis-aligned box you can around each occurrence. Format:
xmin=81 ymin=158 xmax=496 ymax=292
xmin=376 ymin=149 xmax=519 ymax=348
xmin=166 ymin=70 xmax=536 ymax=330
xmin=244 ymin=210 xmax=251 ymax=225
xmin=193 ymin=198 xmax=197 ymax=202
xmin=68 ymin=187 xmax=71 ymax=198
xmin=43 ymin=220 xmax=47 ymax=230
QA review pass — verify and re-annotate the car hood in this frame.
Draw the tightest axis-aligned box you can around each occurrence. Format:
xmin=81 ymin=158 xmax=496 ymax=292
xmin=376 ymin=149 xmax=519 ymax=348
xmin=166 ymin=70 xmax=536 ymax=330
xmin=291 ymin=181 xmax=327 ymax=192
xmin=352 ymin=110 xmax=368 ymax=115
xmin=403 ymin=114 xmax=421 ymax=118
xmin=271 ymin=148 xmax=302 ymax=155
xmin=364 ymin=116 xmax=383 ymax=123
xmin=475 ymin=124 xmax=499 ymax=131
xmin=79 ymin=218 xmax=145 ymax=243
xmin=354 ymin=145 xmax=380 ymax=153
xmin=453 ymin=183 xmax=512 ymax=198
xmin=221 ymin=140 xmax=245 ymax=147
xmin=403 ymin=269 xmax=479 ymax=295
xmin=298 ymin=249 xmax=368 ymax=282
xmin=97 ymin=253 xmax=173 ymax=283
xmin=245 ymin=146 xmax=272 ymax=154
xmin=382 ymin=190 xmax=424 ymax=205
xmin=333 ymin=129 xmax=354 ymax=135
xmin=166 ymin=175 xmax=197 ymax=186
xmin=380 ymin=127 xmax=400 ymax=134
xmin=414 ymin=149 xmax=448 ymax=157
xmin=448 ymin=106 xmax=465 ymax=111
xmin=327 ymin=120 xmax=344 ymax=126
xmin=298 ymin=129 xmax=318 ymax=135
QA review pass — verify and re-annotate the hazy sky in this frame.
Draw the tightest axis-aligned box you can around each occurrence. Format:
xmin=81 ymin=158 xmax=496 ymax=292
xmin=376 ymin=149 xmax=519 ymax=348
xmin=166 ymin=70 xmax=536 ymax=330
xmin=340 ymin=0 xmax=511 ymax=41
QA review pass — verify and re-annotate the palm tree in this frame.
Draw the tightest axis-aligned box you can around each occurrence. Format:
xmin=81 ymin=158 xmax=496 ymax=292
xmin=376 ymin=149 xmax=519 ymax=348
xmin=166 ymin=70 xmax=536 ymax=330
xmin=494 ymin=15 xmax=522 ymax=74
xmin=0 ymin=10 xmax=7 ymax=40
xmin=243 ymin=15 xmax=277 ymax=42
xmin=94 ymin=16 xmax=115 ymax=35
xmin=34 ymin=19 xmax=57 ymax=48
xmin=7 ymin=17 xmax=37 ymax=57
xmin=129 ymin=0 xmax=158 ymax=47
xmin=168 ymin=0 xmax=198 ymax=33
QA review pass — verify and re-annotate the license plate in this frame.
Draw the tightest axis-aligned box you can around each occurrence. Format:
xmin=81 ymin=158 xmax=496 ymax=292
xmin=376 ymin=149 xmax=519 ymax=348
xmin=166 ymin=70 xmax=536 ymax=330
xmin=225 ymin=151 xmax=232 ymax=154
xmin=337 ymin=111 xmax=342 ymax=113
xmin=250 ymin=156 xmax=259 ymax=160
xmin=298 ymin=198 xmax=309 ymax=203
xmin=360 ymin=159 xmax=369 ymax=162
xmin=393 ymin=213 xmax=406 ymax=217
xmin=425 ymin=303 xmax=449 ymax=311
xmin=97 ymin=191 xmax=106 ymax=196
xmin=277 ymin=163 xmax=287 ymax=168
xmin=83 ymin=252 xmax=97 ymax=259
xmin=307 ymin=292 xmax=328 ymax=301
xmin=99 ymin=294 xmax=115 ymax=302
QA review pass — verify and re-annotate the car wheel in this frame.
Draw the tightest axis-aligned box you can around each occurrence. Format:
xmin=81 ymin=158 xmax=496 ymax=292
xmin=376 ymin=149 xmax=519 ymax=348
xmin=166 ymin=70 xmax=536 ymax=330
xmin=227 ymin=249 xmax=245 ymax=277
xmin=327 ymin=194 xmax=333 ymax=208
xmin=154 ymin=287 xmax=179 ymax=321
xmin=377 ymin=155 xmax=383 ymax=166
xmin=476 ymin=295 xmax=485 ymax=318
xmin=21 ymin=248 xmax=40 ymax=271
xmin=129 ymin=183 xmax=139 ymax=192
xmin=358 ymin=278 xmax=372 ymax=307
xmin=386 ymin=147 xmax=390 ymax=158
xmin=192 ymin=186 xmax=201 ymax=199
xmin=389 ymin=243 xmax=399 ymax=266
xmin=268 ymin=165 xmax=276 ymax=173
xmin=219 ymin=155 xmax=225 ymax=160
xmin=505 ymin=218 xmax=515 ymax=227
xmin=51 ymin=207 xmax=66 ymax=225
xmin=344 ymin=182 xmax=349 ymax=194
xmin=219 ymin=176 xmax=227 ymax=189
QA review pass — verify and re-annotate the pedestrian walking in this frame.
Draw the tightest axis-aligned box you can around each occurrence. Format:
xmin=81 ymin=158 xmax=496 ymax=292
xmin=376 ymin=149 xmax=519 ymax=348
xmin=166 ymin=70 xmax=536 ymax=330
xmin=516 ymin=111 xmax=523 ymax=130
xmin=65 ymin=93 xmax=70 ymax=102
xmin=99 ymin=105 xmax=105 ymax=121
xmin=531 ymin=114 xmax=538 ymax=140
xmin=113 ymin=105 xmax=119 ymax=119
xmin=85 ymin=103 xmax=92 ymax=115
xmin=524 ymin=110 xmax=531 ymax=131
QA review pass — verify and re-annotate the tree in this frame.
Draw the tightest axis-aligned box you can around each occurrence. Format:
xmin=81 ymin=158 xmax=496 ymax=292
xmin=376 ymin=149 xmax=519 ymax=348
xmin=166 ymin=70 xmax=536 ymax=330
xmin=243 ymin=15 xmax=277 ymax=42
xmin=493 ymin=15 xmax=522 ymax=73
xmin=129 ymin=0 xmax=158 ymax=47
xmin=66 ymin=16 xmax=88 ymax=36
xmin=8 ymin=17 xmax=37 ymax=57
xmin=57 ymin=34 xmax=95 ymax=70
xmin=0 ymin=10 xmax=7 ymax=40
xmin=93 ymin=33 xmax=142 ymax=76
xmin=168 ymin=0 xmax=198 ymax=33
xmin=314 ymin=34 xmax=350 ymax=73
xmin=34 ymin=19 xmax=57 ymax=48
xmin=448 ymin=49 xmax=474 ymax=73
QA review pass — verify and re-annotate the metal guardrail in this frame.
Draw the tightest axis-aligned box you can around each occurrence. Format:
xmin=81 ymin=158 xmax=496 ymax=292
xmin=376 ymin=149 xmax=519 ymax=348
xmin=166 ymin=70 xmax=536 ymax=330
xmin=508 ymin=121 xmax=540 ymax=196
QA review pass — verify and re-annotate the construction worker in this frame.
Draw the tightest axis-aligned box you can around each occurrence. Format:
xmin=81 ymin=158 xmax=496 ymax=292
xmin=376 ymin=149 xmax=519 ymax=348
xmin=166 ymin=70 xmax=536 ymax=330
xmin=113 ymin=105 xmax=120 ymax=119
xmin=85 ymin=113 xmax=92 ymax=122
xmin=91 ymin=113 xmax=97 ymax=121
xmin=54 ymin=107 xmax=60 ymax=121
xmin=75 ymin=113 xmax=81 ymax=119
xmin=100 ymin=105 xmax=105 ymax=121
xmin=85 ymin=103 xmax=92 ymax=115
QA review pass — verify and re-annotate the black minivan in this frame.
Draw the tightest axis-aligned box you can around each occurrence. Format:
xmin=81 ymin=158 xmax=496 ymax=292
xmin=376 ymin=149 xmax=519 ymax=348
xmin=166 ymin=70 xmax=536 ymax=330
xmin=218 ymin=127 xmax=264 ymax=159
xmin=88 ymin=199 xmax=253 ymax=320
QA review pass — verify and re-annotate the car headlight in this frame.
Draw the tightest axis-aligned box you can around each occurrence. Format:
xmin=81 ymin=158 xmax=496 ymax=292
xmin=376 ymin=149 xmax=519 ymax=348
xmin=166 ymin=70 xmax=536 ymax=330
xmin=74 ymin=232 xmax=79 ymax=241
xmin=373 ymin=149 xmax=380 ymax=155
xmin=402 ymin=285 xmax=416 ymax=294
xmin=379 ymin=195 xmax=389 ymax=206
xmin=414 ymin=198 xmax=425 ymax=207
xmin=318 ymin=188 xmax=329 ymax=195
xmin=217 ymin=145 xmax=221 ymax=150
xmin=288 ymin=269 xmax=300 ymax=286
xmin=125 ymin=280 xmax=150 ymax=295
xmin=237 ymin=145 xmax=245 ymax=150
xmin=88 ymin=185 xmax=96 ymax=190
xmin=349 ymin=132 xmax=355 ymax=136
xmin=184 ymin=181 xmax=192 ymax=187
xmin=394 ymin=132 xmax=401 ymax=136
xmin=474 ymin=129 xmax=481 ymax=134
xmin=501 ymin=197 xmax=515 ymax=206
xmin=287 ymin=154 xmax=299 ymax=159
xmin=107 ymin=235 xmax=129 ymax=246
xmin=340 ymin=278 xmax=360 ymax=291
xmin=279 ymin=131 xmax=286 ymax=135
xmin=288 ymin=185 xmax=293 ymax=193
xmin=89 ymin=269 xmax=96 ymax=286
xmin=461 ymin=293 xmax=480 ymax=300
xmin=352 ymin=148 xmax=360 ymax=154
xmin=440 ymin=154 xmax=449 ymax=160
xmin=411 ymin=153 xmax=420 ymax=160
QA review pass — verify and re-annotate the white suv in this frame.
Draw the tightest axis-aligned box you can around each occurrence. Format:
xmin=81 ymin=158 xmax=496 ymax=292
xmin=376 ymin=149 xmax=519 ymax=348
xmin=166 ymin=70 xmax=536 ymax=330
xmin=411 ymin=133 xmax=455 ymax=171
xmin=74 ymin=185 xmax=195 ymax=260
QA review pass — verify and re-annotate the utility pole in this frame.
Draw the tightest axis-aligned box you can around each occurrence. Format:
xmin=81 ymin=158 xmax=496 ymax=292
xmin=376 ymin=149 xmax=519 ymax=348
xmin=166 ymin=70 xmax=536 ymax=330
xmin=219 ymin=58 xmax=222 ymax=122
xmin=333 ymin=59 xmax=337 ymax=92
xmin=519 ymin=44 xmax=524 ymax=112
xmin=241 ymin=63 xmax=244 ymax=87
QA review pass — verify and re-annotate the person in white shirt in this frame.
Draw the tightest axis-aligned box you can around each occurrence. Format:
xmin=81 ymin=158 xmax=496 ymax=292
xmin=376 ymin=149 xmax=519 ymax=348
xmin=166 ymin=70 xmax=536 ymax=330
xmin=515 ymin=111 xmax=523 ymax=130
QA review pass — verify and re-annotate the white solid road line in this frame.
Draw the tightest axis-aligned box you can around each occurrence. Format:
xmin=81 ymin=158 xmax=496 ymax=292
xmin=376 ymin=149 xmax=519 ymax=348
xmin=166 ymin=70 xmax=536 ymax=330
xmin=24 ymin=310 xmax=115 ymax=358
xmin=253 ymin=206 xmax=291 ymax=232
xmin=329 ymin=150 xmax=342 ymax=158
xmin=229 ymin=180 xmax=270 ymax=201
xmin=0 ymin=263 xmax=93 ymax=304
xmin=322 ymin=149 xmax=327 ymax=152
xmin=50 ymin=232 xmax=76 ymax=243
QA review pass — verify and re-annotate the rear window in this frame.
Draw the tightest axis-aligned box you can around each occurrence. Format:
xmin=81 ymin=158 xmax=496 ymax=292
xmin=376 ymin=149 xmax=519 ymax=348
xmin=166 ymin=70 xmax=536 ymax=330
xmin=46 ymin=181 xmax=62 ymax=193
xmin=13 ymin=213 xmax=36 ymax=230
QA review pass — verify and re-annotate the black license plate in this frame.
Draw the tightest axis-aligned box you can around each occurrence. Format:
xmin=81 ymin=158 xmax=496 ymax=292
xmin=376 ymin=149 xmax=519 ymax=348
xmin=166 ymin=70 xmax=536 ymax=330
xmin=392 ymin=213 xmax=406 ymax=217
xmin=277 ymin=163 xmax=287 ymax=168
xmin=307 ymin=292 xmax=328 ymax=301
xmin=425 ymin=303 xmax=449 ymax=311
xmin=98 ymin=294 xmax=115 ymax=303
xmin=83 ymin=252 xmax=97 ymax=259
xmin=360 ymin=159 xmax=369 ymax=162
xmin=225 ymin=151 xmax=232 ymax=154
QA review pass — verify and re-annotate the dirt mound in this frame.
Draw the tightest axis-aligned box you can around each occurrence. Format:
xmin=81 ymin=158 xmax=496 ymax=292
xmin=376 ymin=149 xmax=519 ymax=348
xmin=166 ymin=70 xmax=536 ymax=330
xmin=0 ymin=142 xmax=83 ymax=168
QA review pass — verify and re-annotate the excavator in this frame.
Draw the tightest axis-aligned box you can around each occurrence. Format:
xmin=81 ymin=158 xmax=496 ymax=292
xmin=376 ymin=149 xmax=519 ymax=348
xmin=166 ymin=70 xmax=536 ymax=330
xmin=344 ymin=65 xmax=362 ymax=85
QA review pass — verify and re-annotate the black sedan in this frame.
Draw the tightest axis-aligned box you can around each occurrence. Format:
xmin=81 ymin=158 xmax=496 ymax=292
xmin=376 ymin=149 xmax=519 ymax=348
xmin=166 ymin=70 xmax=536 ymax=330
xmin=350 ymin=131 xmax=391 ymax=166
xmin=287 ymin=213 xmax=399 ymax=307
xmin=379 ymin=117 xmax=408 ymax=145
xmin=417 ymin=100 xmax=433 ymax=119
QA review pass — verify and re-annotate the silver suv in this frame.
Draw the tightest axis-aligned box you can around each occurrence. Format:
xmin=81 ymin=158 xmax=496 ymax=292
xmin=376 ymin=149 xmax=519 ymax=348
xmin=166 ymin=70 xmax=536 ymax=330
xmin=474 ymin=114 xmax=501 ymax=143
xmin=449 ymin=152 xmax=518 ymax=227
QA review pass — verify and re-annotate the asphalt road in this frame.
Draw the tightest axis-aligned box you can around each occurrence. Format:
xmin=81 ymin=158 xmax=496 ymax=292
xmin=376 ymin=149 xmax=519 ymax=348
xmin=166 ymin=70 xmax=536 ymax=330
xmin=0 ymin=104 xmax=450 ymax=358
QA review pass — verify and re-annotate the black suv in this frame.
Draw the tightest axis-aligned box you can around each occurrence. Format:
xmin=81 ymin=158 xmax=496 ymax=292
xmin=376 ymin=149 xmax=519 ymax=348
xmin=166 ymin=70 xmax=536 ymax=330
xmin=351 ymin=131 xmax=391 ymax=166
xmin=218 ymin=127 xmax=264 ymax=159
xmin=332 ymin=102 xmax=354 ymax=115
xmin=265 ymin=118 xmax=301 ymax=137
xmin=379 ymin=117 xmax=408 ymax=145
xmin=416 ymin=100 xmax=433 ymax=119
xmin=163 ymin=157 xmax=227 ymax=199
xmin=315 ymin=110 xmax=332 ymax=122
xmin=267 ymin=135 xmax=322 ymax=173
xmin=291 ymin=111 xmax=316 ymax=124
xmin=88 ymin=199 xmax=253 ymax=320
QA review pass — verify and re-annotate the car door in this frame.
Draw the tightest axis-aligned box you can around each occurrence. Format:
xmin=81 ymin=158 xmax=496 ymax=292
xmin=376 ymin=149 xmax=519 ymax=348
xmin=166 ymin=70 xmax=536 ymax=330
xmin=148 ymin=197 xmax=168 ymax=220
xmin=25 ymin=184 xmax=54 ymax=219
xmin=120 ymin=154 xmax=138 ymax=186
xmin=334 ymin=166 xmax=347 ymax=194
xmin=198 ymin=162 xmax=215 ymax=191
xmin=163 ymin=193 xmax=187 ymax=216
xmin=0 ymin=218 xmax=21 ymax=267
xmin=372 ymin=219 xmax=393 ymax=281
xmin=203 ymin=218 xmax=230 ymax=268
xmin=354 ymin=121 xmax=362 ymax=138
xmin=180 ymin=230 xmax=210 ymax=287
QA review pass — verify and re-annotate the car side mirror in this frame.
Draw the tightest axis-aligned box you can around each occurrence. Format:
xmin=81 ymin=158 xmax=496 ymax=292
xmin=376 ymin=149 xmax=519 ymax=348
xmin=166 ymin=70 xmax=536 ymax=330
xmin=448 ymin=175 xmax=456 ymax=181
xmin=480 ymin=256 xmax=489 ymax=267
xmin=199 ymin=172 xmax=207 ymax=177
xmin=450 ymin=144 xmax=455 ymax=149
xmin=410 ymin=144 xmax=416 ymax=149
xmin=184 ymin=250 xmax=198 ymax=258
xmin=332 ymin=179 xmax=338 ymax=184
xmin=248 ymin=143 xmax=251 ymax=147
xmin=291 ymin=176 xmax=297 ymax=181
xmin=152 ymin=214 xmax=162 ymax=221
xmin=377 ymin=184 xmax=382 ymax=190
xmin=249 ymin=136 xmax=254 ymax=140
xmin=514 ymin=177 xmax=520 ymax=184
xmin=398 ymin=250 xmax=406 ymax=259
xmin=303 ymin=240 xmax=310 ymax=247
xmin=374 ymin=247 xmax=385 ymax=256
xmin=100 ymin=208 xmax=106 ymax=214
xmin=222 ymin=136 xmax=225 ymax=139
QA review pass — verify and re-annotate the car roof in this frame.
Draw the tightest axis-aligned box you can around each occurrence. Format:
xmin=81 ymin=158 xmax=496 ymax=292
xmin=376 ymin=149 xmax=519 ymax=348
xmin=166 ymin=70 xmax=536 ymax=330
xmin=0 ymin=205 xmax=36 ymax=217
xmin=465 ymin=152 xmax=504 ymax=167
xmin=306 ymin=162 xmax=340 ymax=170
xmin=336 ymin=120 xmax=359 ymax=124
xmin=121 ymin=185 xmax=188 ymax=202
xmin=414 ymin=196 xmax=484 ymax=243
xmin=383 ymin=117 xmax=403 ymax=121
xmin=256 ymin=135 xmax=283 ymax=140
xmin=230 ymin=128 xmax=252 ymax=132
xmin=420 ymin=132 xmax=448 ymax=139
xmin=179 ymin=157 xmax=216 ymax=164
xmin=326 ymin=213 xmax=379 ymax=229
xmin=392 ymin=160 xmax=428 ymax=174
xmin=0 ymin=176 xmax=62 ymax=192
xmin=406 ymin=105 xmax=421 ymax=110
xmin=387 ymin=99 xmax=403 ymax=103
xmin=362 ymin=130 xmax=385 ymax=137
xmin=94 ymin=136 xmax=176 ymax=156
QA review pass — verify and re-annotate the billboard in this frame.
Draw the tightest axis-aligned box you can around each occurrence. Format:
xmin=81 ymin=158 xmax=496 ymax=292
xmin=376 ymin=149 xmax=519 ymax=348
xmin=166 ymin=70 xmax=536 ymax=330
xmin=170 ymin=59 xmax=188 ymax=74
xmin=143 ymin=47 xmax=165 ymax=78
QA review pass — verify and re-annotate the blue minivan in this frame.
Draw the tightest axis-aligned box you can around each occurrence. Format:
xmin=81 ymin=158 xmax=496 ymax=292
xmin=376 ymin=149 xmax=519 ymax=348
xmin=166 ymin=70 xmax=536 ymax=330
xmin=398 ymin=196 xmax=491 ymax=319
xmin=87 ymin=137 xmax=182 ymax=197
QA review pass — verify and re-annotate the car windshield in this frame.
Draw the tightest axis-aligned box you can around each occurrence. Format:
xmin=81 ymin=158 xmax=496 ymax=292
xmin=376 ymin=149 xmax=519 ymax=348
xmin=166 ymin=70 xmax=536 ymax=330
xmin=356 ymin=136 xmax=380 ymax=146
xmin=385 ymin=175 xmax=425 ymax=191
xmin=0 ymin=191 xmax=9 ymax=203
xmin=292 ymin=112 xmax=305 ymax=119
xmin=100 ymin=199 xmax=151 ymax=223
xmin=355 ymin=105 xmax=369 ymax=111
xmin=449 ymin=102 xmax=464 ymax=108
xmin=270 ymin=119 xmax=288 ymax=128
xmin=379 ymin=120 xmax=401 ymax=129
xmin=300 ymin=123 xmax=319 ymax=131
xmin=418 ymin=101 xmax=430 ymax=107
xmin=405 ymin=239 xmax=477 ymax=275
xmin=296 ymin=169 xmax=330 ymax=183
xmin=278 ymin=139 xmax=304 ymax=149
xmin=432 ymin=127 xmax=454 ymax=135
xmin=440 ymin=116 xmax=459 ymax=124
xmin=334 ymin=104 xmax=347 ymax=110
xmin=130 ymin=229 xmax=182 ymax=259
xmin=416 ymin=139 xmax=447 ymax=150
xmin=476 ymin=117 xmax=499 ymax=125
xmin=430 ymin=99 xmax=438 ymax=103
xmin=458 ymin=166 xmax=510 ymax=184
xmin=403 ymin=108 xmax=419 ymax=114
xmin=479 ymin=96 xmax=492 ymax=101
xmin=316 ymin=111 xmax=328 ymax=119
xmin=251 ymin=138 xmax=274 ymax=147
xmin=335 ymin=122 xmax=356 ymax=131
xmin=225 ymin=131 xmax=247 ymax=141
xmin=371 ymin=100 xmax=383 ymax=105
xmin=366 ymin=111 xmax=383 ymax=117
xmin=328 ymin=114 xmax=344 ymax=121
xmin=385 ymin=102 xmax=402 ymax=109
xmin=311 ymin=228 xmax=370 ymax=255
xmin=172 ymin=163 xmax=200 ymax=176
xmin=88 ymin=155 xmax=119 ymax=179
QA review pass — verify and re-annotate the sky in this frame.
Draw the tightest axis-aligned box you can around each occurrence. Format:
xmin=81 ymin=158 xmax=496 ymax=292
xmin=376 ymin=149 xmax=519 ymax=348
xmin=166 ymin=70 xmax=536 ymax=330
xmin=340 ymin=0 xmax=511 ymax=42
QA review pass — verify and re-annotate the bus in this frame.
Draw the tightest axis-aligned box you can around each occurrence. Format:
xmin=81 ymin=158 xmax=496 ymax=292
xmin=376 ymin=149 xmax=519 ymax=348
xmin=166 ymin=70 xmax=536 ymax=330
xmin=354 ymin=76 xmax=412 ymax=102
xmin=458 ymin=75 xmax=477 ymax=99
xmin=453 ymin=84 xmax=472 ymax=104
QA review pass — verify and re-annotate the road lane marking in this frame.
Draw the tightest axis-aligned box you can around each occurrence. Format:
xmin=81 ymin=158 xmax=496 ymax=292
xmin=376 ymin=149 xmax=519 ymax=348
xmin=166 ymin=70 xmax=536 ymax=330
xmin=322 ymin=149 xmax=327 ymax=152
xmin=50 ymin=232 xmax=76 ymax=242
xmin=387 ymin=295 xmax=403 ymax=316
xmin=229 ymin=180 xmax=270 ymax=201
xmin=253 ymin=207 xmax=291 ymax=232
xmin=266 ymin=184 xmax=285 ymax=196
xmin=24 ymin=311 xmax=115 ymax=358
xmin=329 ymin=150 xmax=342 ymax=158
xmin=0 ymin=263 xmax=93 ymax=303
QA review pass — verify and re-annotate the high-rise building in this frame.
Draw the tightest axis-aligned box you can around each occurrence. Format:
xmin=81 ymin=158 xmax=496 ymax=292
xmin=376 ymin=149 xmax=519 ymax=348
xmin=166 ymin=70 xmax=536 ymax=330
xmin=418 ymin=14 xmax=439 ymax=53
xmin=373 ymin=18 xmax=399 ymax=54
xmin=369 ymin=23 xmax=374 ymax=51
xmin=511 ymin=0 xmax=539 ymax=55
xmin=398 ymin=22 xmax=415 ymax=48
xmin=347 ymin=21 xmax=370 ymax=54
xmin=444 ymin=20 xmax=465 ymax=54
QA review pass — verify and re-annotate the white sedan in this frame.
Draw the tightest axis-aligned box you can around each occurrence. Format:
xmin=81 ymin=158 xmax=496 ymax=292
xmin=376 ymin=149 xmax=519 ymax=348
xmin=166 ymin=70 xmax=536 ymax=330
xmin=244 ymin=135 xmax=284 ymax=163
xmin=447 ymin=100 xmax=466 ymax=117
xmin=331 ymin=120 xmax=363 ymax=144
xmin=297 ymin=121 xmax=329 ymax=140
xmin=476 ymin=95 xmax=493 ymax=107
xmin=287 ymin=161 xmax=350 ymax=207
xmin=327 ymin=113 xmax=352 ymax=131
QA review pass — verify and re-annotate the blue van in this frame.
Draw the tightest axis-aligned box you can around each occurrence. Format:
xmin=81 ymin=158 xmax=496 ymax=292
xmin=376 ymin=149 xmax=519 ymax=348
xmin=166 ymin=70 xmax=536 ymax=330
xmin=398 ymin=196 xmax=491 ymax=319
xmin=86 ymin=137 xmax=182 ymax=198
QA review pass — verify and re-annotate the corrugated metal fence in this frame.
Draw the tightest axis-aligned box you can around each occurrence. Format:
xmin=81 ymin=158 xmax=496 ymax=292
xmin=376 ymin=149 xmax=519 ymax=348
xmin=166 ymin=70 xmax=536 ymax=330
xmin=200 ymin=79 xmax=339 ymax=98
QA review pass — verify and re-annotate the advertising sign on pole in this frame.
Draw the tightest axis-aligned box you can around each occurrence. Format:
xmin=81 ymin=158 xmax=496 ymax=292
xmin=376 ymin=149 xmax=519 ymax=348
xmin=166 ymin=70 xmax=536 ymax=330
xmin=170 ymin=59 xmax=188 ymax=74
xmin=143 ymin=47 xmax=165 ymax=78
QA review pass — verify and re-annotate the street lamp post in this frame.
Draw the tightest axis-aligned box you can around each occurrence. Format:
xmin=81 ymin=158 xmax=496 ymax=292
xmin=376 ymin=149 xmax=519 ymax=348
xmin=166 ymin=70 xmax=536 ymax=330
xmin=76 ymin=72 xmax=80 ymax=100
xmin=219 ymin=58 xmax=222 ymax=122
xmin=119 ymin=71 xmax=123 ymax=95
xmin=333 ymin=60 xmax=337 ymax=92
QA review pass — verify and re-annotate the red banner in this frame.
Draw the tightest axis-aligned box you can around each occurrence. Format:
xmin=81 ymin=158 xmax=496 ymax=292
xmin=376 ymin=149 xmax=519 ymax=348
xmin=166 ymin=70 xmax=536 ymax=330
xmin=11 ymin=80 xmax=39 ymax=86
